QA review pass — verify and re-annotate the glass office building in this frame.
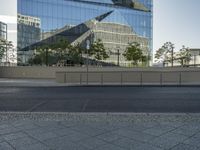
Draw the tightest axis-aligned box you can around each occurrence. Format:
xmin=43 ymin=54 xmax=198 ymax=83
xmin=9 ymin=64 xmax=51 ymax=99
xmin=17 ymin=0 xmax=153 ymax=66
xmin=0 ymin=21 xmax=7 ymax=40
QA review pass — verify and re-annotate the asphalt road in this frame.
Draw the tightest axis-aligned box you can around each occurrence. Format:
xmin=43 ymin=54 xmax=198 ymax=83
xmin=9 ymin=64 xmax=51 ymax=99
xmin=0 ymin=86 xmax=200 ymax=112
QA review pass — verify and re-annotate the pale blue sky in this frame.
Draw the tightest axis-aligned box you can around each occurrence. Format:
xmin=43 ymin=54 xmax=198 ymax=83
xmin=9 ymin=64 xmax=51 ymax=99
xmin=153 ymin=0 xmax=200 ymax=52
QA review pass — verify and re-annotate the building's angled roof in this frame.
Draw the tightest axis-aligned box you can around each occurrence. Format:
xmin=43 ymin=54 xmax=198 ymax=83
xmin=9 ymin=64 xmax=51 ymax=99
xmin=112 ymin=0 xmax=150 ymax=12
xmin=190 ymin=48 xmax=200 ymax=51
xmin=19 ymin=11 xmax=114 ymax=51
xmin=64 ymin=0 xmax=150 ymax=12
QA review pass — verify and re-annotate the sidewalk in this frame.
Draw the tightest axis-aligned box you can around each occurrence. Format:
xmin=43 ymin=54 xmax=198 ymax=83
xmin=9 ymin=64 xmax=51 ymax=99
xmin=0 ymin=113 xmax=200 ymax=150
xmin=1 ymin=78 xmax=200 ymax=87
xmin=0 ymin=78 xmax=64 ymax=87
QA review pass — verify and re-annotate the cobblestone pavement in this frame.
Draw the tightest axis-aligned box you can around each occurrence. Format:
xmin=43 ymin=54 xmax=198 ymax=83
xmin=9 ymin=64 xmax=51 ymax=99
xmin=0 ymin=113 xmax=200 ymax=150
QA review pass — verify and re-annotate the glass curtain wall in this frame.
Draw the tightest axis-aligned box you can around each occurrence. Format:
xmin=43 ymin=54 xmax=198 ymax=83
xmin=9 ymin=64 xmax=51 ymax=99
xmin=17 ymin=0 xmax=153 ymax=66
xmin=0 ymin=22 xmax=7 ymax=40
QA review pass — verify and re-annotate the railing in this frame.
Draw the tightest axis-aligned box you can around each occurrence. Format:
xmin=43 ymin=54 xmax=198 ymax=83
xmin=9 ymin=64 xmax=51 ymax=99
xmin=56 ymin=70 xmax=200 ymax=86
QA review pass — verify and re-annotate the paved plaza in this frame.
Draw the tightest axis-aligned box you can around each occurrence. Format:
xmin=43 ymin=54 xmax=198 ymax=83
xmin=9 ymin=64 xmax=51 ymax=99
xmin=1 ymin=79 xmax=200 ymax=149
xmin=0 ymin=113 xmax=200 ymax=150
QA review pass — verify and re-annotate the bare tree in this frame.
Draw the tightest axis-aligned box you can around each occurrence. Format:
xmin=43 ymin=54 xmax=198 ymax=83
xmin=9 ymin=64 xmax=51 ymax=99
xmin=176 ymin=46 xmax=191 ymax=67
xmin=155 ymin=42 xmax=175 ymax=67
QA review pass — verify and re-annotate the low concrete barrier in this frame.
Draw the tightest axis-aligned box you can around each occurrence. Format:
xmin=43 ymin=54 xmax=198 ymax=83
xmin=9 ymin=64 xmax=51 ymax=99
xmin=181 ymin=71 xmax=200 ymax=85
xmin=55 ymin=72 xmax=66 ymax=83
xmin=142 ymin=72 xmax=160 ymax=85
xmin=0 ymin=66 xmax=87 ymax=79
xmin=55 ymin=70 xmax=200 ymax=86
xmin=1 ymin=66 xmax=200 ymax=85
xmin=162 ymin=72 xmax=180 ymax=85
xmin=122 ymin=72 xmax=141 ymax=84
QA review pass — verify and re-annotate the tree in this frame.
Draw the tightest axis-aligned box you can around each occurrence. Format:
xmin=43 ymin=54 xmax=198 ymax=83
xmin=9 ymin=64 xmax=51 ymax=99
xmin=51 ymin=40 xmax=83 ymax=66
xmin=7 ymin=41 xmax=16 ymax=64
xmin=141 ymin=55 xmax=150 ymax=66
xmin=89 ymin=39 xmax=109 ymax=61
xmin=0 ymin=39 xmax=6 ymax=61
xmin=123 ymin=42 xmax=145 ymax=66
xmin=30 ymin=37 xmax=70 ymax=66
xmin=34 ymin=45 xmax=51 ymax=66
xmin=28 ymin=55 xmax=42 ymax=65
xmin=176 ymin=46 xmax=191 ymax=67
xmin=0 ymin=40 xmax=15 ymax=64
xmin=50 ymin=38 xmax=71 ymax=66
xmin=31 ymin=38 xmax=83 ymax=66
xmin=67 ymin=43 xmax=83 ymax=65
xmin=155 ymin=42 xmax=175 ymax=67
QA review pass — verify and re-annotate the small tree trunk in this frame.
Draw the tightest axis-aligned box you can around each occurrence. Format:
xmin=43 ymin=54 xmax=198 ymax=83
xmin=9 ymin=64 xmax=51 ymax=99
xmin=45 ymin=49 xmax=48 ymax=66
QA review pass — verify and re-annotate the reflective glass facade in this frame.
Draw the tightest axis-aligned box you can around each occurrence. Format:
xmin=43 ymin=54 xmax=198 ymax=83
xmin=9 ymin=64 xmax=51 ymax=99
xmin=17 ymin=0 xmax=153 ymax=65
xmin=0 ymin=21 xmax=7 ymax=40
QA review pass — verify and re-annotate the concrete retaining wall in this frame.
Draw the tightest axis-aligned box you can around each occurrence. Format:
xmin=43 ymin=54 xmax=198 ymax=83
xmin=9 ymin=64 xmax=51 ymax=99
xmin=1 ymin=66 xmax=200 ymax=85
xmin=0 ymin=66 xmax=86 ymax=79
xmin=56 ymin=70 xmax=200 ymax=85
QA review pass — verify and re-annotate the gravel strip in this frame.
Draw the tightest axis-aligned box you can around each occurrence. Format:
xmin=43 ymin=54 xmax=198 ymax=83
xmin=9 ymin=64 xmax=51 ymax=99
xmin=0 ymin=112 xmax=200 ymax=123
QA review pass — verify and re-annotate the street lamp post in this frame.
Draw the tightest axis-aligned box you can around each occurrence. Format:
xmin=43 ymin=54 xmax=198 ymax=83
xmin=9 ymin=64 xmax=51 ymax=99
xmin=5 ymin=25 xmax=8 ymax=66
xmin=45 ymin=48 xmax=48 ymax=66
xmin=6 ymin=43 xmax=8 ymax=66
xmin=171 ymin=44 xmax=174 ymax=67
xmin=116 ymin=46 xmax=120 ymax=66
xmin=194 ymin=55 xmax=196 ymax=67
xmin=86 ymin=39 xmax=90 ymax=85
